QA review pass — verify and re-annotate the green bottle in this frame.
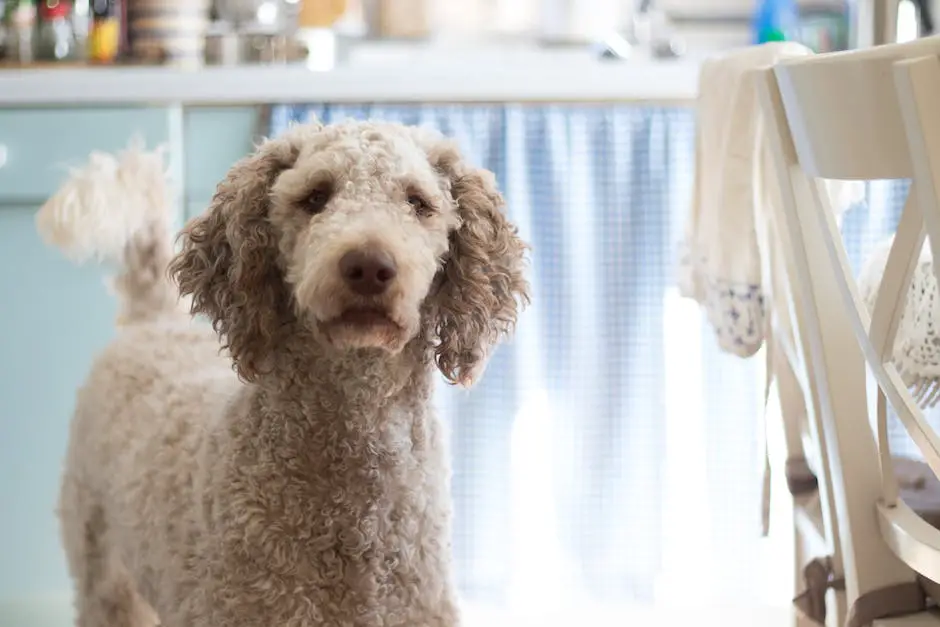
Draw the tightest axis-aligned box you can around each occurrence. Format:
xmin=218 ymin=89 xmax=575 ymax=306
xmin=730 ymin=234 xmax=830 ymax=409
xmin=753 ymin=0 xmax=800 ymax=44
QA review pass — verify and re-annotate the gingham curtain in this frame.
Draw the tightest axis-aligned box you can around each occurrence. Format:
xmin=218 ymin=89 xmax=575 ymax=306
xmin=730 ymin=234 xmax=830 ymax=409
xmin=268 ymin=104 xmax=772 ymax=613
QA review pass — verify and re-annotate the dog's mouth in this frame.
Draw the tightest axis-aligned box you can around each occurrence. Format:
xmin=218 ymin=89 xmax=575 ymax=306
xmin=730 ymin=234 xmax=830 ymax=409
xmin=331 ymin=307 xmax=400 ymax=329
xmin=317 ymin=306 xmax=405 ymax=347
xmin=317 ymin=306 xmax=406 ymax=351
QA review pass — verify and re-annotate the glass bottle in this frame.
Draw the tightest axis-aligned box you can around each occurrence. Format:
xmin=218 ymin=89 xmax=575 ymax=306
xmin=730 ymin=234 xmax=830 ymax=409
xmin=751 ymin=0 xmax=800 ymax=44
xmin=87 ymin=0 xmax=118 ymax=63
xmin=0 ymin=0 xmax=7 ymax=60
xmin=35 ymin=0 xmax=79 ymax=61
xmin=4 ymin=0 xmax=37 ymax=63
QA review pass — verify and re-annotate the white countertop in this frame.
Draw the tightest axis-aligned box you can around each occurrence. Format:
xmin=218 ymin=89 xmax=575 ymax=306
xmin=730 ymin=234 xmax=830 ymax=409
xmin=0 ymin=44 xmax=703 ymax=105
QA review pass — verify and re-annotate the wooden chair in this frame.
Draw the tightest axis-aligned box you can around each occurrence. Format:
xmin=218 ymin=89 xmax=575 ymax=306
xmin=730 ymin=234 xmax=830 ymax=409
xmin=758 ymin=146 xmax=846 ymax=627
xmin=758 ymin=35 xmax=940 ymax=626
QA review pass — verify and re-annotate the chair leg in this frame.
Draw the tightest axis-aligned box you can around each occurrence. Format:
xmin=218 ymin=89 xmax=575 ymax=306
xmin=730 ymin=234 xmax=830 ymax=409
xmin=792 ymin=517 xmax=817 ymax=627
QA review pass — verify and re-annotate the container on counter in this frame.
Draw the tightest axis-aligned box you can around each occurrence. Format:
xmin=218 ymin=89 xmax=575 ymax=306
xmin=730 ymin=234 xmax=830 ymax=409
xmin=87 ymin=0 xmax=119 ymax=62
xmin=204 ymin=27 xmax=307 ymax=65
xmin=128 ymin=0 xmax=210 ymax=66
xmin=798 ymin=3 xmax=851 ymax=52
xmin=752 ymin=0 xmax=800 ymax=43
xmin=538 ymin=0 xmax=623 ymax=44
xmin=363 ymin=0 xmax=429 ymax=39
xmin=35 ymin=0 xmax=80 ymax=61
xmin=0 ymin=0 xmax=7 ymax=59
xmin=71 ymin=0 xmax=92 ymax=46
xmin=297 ymin=0 xmax=346 ymax=29
xmin=3 ymin=0 xmax=37 ymax=63
xmin=294 ymin=0 xmax=346 ymax=70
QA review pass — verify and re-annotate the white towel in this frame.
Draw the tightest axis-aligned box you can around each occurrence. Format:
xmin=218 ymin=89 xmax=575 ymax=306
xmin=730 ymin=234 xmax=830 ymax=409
xmin=678 ymin=42 xmax=865 ymax=537
xmin=678 ymin=41 xmax=852 ymax=357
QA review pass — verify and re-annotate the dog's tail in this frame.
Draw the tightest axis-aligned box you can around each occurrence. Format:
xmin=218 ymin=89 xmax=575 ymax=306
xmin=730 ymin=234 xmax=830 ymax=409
xmin=35 ymin=141 xmax=183 ymax=325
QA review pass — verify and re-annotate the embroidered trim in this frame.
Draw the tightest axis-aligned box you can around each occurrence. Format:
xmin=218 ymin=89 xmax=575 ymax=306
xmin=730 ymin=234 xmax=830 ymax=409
xmin=678 ymin=244 xmax=766 ymax=358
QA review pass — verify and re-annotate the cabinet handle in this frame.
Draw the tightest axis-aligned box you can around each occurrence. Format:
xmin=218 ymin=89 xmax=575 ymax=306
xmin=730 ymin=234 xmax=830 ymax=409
xmin=0 ymin=144 xmax=6 ymax=170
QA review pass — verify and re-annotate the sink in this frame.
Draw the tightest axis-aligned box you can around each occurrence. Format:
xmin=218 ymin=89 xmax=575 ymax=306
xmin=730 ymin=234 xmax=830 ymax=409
xmin=340 ymin=30 xmax=745 ymax=71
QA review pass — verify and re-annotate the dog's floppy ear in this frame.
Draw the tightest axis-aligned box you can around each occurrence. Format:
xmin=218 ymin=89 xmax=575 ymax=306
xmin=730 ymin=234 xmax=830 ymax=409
xmin=426 ymin=141 xmax=531 ymax=387
xmin=169 ymin=133 xmax=301 ymax=382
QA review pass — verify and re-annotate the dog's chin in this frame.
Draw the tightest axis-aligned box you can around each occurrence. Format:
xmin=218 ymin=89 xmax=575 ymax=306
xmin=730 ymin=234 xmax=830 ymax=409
xmin=317 ymin=307 xmax=412 ymax=353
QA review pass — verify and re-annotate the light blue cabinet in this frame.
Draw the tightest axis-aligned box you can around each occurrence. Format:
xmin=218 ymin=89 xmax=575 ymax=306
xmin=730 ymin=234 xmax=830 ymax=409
xmin=0 ymin=104 xmax=260 ymax=626
xmin=0 ymin=203 xmax=117 ymax=608
xmin=0 ymin=108 xmax=173 ymax=201
xmin=184 ymin=106 xmax=261 ymax=207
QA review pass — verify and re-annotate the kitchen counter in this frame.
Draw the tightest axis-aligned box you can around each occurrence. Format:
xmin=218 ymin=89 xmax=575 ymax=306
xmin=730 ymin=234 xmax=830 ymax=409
xmin=0 ymin=56 xmax=702 ymax=105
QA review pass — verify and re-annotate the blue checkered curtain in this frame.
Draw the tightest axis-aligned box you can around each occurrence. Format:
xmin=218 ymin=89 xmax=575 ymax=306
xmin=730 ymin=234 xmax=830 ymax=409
xmin=268 ymin=104 xmax=771 ymax=616
xmin=841 ymin=181 xmax=910 ymax=273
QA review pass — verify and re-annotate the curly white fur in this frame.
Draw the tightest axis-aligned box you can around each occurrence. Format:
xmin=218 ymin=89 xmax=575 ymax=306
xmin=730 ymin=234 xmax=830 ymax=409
xmin=44 ymin=121 xmax=530 ymax=627
xmin=36 ymin=140 xmax=171 ymax=265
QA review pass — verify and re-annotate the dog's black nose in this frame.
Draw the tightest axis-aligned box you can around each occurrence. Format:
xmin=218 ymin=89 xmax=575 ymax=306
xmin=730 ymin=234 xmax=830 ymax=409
xmin=339 ymin=249 xmax=398 ymax=296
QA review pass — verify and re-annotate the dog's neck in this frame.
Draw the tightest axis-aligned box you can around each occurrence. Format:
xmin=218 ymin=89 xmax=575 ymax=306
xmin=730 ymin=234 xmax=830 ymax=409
xmin=240 ymin=331 xmax=437 ymax=468
xmin=252 ymin=328 xmax=435 ymax=425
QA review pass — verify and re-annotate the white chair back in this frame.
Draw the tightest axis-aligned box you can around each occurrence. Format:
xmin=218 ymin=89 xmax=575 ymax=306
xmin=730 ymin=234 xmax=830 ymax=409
xmin=759 ymin=35 xmax=940 ymax=625
xmin=758 ymin=150 xmax=846 ymax=625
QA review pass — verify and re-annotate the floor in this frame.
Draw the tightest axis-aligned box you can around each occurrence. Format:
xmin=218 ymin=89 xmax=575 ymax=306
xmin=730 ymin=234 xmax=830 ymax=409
xmin=463 ymin=602 xmax=792 ymax=627
xmin=3 ymin=594 xmax=794 ymax=627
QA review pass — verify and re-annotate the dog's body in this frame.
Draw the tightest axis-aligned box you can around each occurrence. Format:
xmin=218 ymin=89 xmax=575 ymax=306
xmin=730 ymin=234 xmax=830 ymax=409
xmin=61 ymin=315 xmax=457 ymax=627
xmin=43 ymin=122 xmax=529 ymax=627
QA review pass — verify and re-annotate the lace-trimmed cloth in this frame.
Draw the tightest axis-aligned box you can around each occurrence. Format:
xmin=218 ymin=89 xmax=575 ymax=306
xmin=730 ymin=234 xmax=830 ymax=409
xmin=680 ymin=43 xmax=867 ymax=541
xmin=678 ymin=42 xmax=864 ymax=358
xmin=859 ymin=236 xmax=940 ymax=406
xmin=678 ymin=42 xmax=816 ymax=357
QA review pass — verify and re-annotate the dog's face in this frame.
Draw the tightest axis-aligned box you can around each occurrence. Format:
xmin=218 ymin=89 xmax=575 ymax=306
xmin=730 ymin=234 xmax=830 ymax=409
xmin=170 ymin=121 xmax=529 ymax=387
xmin=270 ymin=124 xmax=459 ymax=354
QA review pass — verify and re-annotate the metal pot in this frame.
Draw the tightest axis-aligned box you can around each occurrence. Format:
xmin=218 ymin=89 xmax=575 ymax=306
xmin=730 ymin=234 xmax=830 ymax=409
xmin=213 ymin=0 xmax=285 ymax=29
xmin=205 ymin=30 xmax=305 ymax=64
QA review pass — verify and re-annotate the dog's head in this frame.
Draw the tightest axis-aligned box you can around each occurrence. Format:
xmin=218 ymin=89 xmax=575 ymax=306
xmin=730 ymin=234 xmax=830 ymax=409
xmin=170 ymin=121 xmax=530 ymax=386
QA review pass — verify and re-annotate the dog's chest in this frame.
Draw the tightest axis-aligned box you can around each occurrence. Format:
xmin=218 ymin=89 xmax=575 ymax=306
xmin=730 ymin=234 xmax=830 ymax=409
xmin=247 ymin=405 xmax=449 ymax=573
xmin=231 ymin=417 xmax=451 ymax=624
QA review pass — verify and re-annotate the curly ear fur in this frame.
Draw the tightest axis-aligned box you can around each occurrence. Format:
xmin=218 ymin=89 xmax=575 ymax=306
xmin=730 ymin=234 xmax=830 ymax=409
xmin=169 ymin=136 xmax=300 ymax=382
xmin=430 ymin=146 xmax=531 ymax=387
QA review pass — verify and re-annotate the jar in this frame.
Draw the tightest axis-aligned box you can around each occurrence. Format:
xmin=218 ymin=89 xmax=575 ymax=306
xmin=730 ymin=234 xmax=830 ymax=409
xmin=128 ymin=0 xmax=210 ymax=67
xmin=3 ymin=0 xmax=37 ymax=63
xmin=35 ymin=0 xmax=79 ymax=61
xmin=0 ymin=0 xmax=7 ymax=59
xmin=363 ymin=0 xmax=429 ymax=39
xmin=297 ymin=0 xmax=347 ymax=29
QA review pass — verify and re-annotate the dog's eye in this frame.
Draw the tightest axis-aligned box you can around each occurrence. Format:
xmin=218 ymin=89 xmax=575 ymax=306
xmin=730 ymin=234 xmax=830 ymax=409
xmin=408 ymin=194 xmax=433 ymax=217
xmin=306 ymin=186 xmax=333 ymax=214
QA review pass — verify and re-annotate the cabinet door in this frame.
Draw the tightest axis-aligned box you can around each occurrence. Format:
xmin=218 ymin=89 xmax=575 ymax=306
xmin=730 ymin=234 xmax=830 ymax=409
xmin=0 ymin=107 xmax=172 ymax=203
xmin=0 ymin=106 xmax=173 ymax=626
xmin=0 ymin=204 xmax=117 ymax=623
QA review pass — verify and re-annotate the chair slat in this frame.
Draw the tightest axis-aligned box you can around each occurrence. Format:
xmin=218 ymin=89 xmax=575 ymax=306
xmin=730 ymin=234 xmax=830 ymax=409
xmin=868 ymin=190 xmax=926 ymax=365
xmin=895 ymin=55 xmax=940 ymax=295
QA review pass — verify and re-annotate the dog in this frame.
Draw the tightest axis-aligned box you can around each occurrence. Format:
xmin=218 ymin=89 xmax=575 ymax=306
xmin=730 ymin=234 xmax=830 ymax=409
xmin=37 ymin=121 xmax=530 ymax=627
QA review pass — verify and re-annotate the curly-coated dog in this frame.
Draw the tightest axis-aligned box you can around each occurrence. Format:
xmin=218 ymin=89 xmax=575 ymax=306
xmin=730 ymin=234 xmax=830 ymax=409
xmin=37 ymin=121 xmax=530 ymax=627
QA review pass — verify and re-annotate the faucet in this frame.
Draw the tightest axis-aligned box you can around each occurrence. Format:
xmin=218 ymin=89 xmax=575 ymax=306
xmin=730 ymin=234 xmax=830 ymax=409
xmin=597 ymin=0 xmax=685 ymax=60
